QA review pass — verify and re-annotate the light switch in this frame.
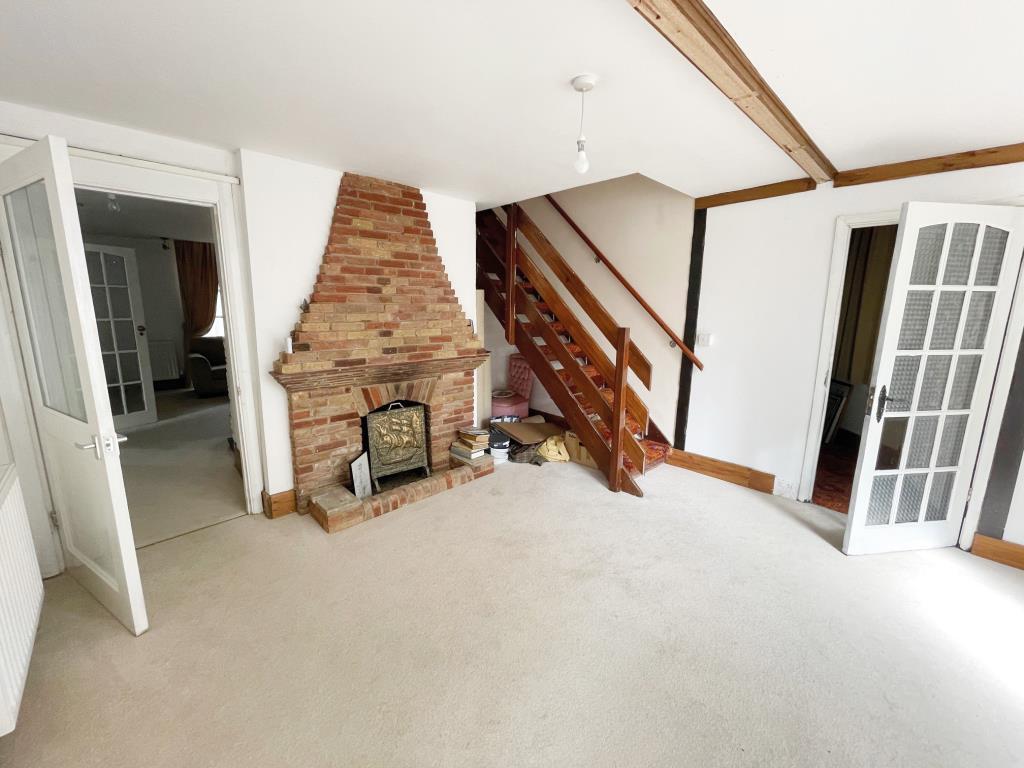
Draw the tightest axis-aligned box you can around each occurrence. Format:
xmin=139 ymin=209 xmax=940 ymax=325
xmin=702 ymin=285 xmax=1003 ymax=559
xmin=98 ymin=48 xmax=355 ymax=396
xmin=695 ymin=332 xmax=715 ymax=347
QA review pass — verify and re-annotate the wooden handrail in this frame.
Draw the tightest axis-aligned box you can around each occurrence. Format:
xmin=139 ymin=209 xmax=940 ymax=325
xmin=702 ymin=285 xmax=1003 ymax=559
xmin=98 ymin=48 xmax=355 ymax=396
xmin=544 ymin=194 xmax=704 ymax=372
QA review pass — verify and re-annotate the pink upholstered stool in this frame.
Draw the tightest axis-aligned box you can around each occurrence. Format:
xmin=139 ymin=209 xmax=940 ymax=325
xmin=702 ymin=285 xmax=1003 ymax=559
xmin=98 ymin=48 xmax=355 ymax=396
xmin=491 ymin=353 xmax=534 ymax=418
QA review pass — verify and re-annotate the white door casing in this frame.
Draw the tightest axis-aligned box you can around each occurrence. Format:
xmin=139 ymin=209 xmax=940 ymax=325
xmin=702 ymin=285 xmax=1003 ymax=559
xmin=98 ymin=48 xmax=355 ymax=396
xmin=84 ymin=243 xmax=157 ymax=430
xmin=0 ymin=136 xmax=148 ymax=634
xmin=844 ymin=202 xmax=1024 ymax=555
xmin=0 ymin=135 xmax=263 ymax=576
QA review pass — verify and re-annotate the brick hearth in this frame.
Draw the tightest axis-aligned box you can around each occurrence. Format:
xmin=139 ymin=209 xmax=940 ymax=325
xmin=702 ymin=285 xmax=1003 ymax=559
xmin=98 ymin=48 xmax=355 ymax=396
xmin=272 ymin=173 xmax=490 ymax=528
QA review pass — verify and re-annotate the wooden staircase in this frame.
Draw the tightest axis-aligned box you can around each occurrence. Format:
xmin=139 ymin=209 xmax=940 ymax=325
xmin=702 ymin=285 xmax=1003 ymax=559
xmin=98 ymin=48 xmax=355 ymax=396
xmin=476 ymin=205 xmax=676 ymax=497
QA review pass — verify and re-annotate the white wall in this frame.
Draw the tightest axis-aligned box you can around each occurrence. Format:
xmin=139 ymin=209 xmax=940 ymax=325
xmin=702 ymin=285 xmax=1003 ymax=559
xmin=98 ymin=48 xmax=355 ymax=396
xmin=421 ymin=190 xmax=480 ymax=424
xmin=506 ymin=174 xmax=694 ymax=433
xmin=691 ymin=164 xmax=1024 ymax=499
xmin=239 ymin=150 xmax=480 ymax=495
xmin=237 ymin=150 xmax=342 ymax=495
xmin=82 ymin=235 xmax=186 ymax=380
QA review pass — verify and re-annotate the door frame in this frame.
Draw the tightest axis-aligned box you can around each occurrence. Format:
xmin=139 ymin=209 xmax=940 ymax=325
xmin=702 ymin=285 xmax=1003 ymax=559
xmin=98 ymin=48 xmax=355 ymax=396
xmin=959 ymin=201 xmax=1024 ymax=549
xmin=0 ymin=136 xmax=264 ymax=572
xmin=798 ymin=210 xmax=899 ymax=503
xmin=801 ymin=197 xmax=1024 ymax=550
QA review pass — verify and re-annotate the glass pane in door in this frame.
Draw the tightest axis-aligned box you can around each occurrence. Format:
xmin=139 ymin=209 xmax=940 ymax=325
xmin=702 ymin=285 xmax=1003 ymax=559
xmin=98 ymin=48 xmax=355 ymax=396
xmin=4 ymin=181 xmax=86 ymax=421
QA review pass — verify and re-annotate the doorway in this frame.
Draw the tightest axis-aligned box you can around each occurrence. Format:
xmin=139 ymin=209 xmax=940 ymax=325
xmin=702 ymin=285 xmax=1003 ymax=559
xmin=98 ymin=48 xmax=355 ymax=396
xmin=74 ymin=188 xmax=246 ymax=547
xmin=812 ymin=224 xmax=897 ymax=513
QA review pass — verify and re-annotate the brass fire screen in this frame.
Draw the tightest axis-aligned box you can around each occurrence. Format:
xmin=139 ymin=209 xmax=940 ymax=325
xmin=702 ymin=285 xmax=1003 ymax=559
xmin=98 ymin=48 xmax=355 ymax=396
xmin=365 ymin=403 xmax=430 ymax=492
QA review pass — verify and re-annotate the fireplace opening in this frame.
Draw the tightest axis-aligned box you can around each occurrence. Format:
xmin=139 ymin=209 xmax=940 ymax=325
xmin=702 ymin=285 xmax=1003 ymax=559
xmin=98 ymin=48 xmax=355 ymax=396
xmin=362 ymin=399 xmax=431 ymax=494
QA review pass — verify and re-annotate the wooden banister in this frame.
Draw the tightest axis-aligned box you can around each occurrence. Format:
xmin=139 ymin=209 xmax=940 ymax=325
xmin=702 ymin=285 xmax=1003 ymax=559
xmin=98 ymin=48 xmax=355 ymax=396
xmin=516 ymin=209 xmax=654 ymax=389
xmin=504 ymin=203 xmax=519 ymax=345
xmin=478 ymin=207 xmax=652 ymax=434
xmin=543 ymin=194 xmax=704 ymax=372
xmin=608 ymin=327 xmax=630 ymax=492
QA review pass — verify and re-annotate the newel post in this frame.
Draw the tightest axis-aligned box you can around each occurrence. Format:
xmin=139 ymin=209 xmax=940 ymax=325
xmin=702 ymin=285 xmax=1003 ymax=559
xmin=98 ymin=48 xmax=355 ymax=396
xmin=505 ymin=203 xmax=519 ymax=345
xmin=608 ymin=326 xmax=630 ymax=492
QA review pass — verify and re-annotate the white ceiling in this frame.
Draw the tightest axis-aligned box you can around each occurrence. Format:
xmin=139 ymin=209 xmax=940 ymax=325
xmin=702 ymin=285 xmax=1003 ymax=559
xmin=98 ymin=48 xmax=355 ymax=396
xmin=0 ymin=0 xmax=799 ymax=205
xmin=1 ymin=2 xmax=1021 ymax=205
xmin=707 ymin=0 xmax=1024 ymax=170
xmin=76 ymin=188 xmax=215 ymax=243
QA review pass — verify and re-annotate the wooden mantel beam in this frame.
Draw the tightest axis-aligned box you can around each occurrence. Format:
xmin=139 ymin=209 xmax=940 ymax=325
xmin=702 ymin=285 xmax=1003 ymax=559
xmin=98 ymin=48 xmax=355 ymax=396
xmin=628 ymin=0 xmax=836 ymax=183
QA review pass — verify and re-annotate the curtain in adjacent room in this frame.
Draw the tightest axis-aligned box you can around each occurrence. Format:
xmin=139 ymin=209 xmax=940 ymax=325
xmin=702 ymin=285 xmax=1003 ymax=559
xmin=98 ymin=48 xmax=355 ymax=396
xmin=174 ymin=240 xmax=219 ymax=347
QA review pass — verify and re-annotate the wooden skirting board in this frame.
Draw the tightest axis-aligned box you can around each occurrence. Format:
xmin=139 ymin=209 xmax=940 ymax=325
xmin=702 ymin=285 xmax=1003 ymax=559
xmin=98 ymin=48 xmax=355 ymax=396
xmin=262 ymin=489 xmax=297 ymax=519
xmin=971 ymin=534 xmax=1024 ymax=571
xmin=666 ymin=448 xmax=774 ymax=493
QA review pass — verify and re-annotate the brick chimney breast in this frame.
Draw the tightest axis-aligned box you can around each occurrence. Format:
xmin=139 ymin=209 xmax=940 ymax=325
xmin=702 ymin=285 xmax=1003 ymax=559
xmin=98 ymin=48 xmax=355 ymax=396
xmin=275 ymin=172 xmax=482 ymax=374
xmin=271 ymin=173 xmax=489 ymax=515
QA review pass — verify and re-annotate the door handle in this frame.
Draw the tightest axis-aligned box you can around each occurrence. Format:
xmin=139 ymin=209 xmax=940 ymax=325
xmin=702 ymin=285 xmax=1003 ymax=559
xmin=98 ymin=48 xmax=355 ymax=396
xmin=74 ymin=434 xmax=127 ymax=460
xmin=874 ymin=384 xmax=907 ymax=422
xmin=137 ymin=324 xmax=146 ymax=337
xmin=75 ymin=436 xmax=102 ymax=460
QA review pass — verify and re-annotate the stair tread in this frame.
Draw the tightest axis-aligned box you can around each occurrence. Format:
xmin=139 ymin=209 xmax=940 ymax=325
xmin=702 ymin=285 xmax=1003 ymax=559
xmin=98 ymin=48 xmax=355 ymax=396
xmin=536 ymin=342 xmax=584 ymax=361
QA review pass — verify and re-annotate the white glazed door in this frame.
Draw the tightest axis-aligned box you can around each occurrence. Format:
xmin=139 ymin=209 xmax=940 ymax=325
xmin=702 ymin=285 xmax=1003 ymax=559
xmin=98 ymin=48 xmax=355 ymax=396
xmin=844 ymin=202 xmax=1024 ymax=555
xmin=0 ymin=137 xmax=148 ymax=634
xmin=84 ymin=244 xmax=157 ymax=430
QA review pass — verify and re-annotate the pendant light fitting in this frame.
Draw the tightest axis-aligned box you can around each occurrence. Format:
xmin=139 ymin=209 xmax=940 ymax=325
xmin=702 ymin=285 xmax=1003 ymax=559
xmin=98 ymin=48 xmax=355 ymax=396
xmin=571 ymin=73 xmax=597 ymax=174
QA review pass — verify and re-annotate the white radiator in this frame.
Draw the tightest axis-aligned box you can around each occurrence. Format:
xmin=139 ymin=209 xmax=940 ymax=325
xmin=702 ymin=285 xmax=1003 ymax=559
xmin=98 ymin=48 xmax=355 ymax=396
xmin=0 ymin=468 xmax=43 ymax=736
xmin=148 ymin=339 xmax=182 ymax=381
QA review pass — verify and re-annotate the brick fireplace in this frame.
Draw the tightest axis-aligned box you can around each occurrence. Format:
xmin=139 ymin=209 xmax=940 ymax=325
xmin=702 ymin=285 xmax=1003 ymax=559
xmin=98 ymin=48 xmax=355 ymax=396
xmin=272 ymin=173 xmax=491 ymax=532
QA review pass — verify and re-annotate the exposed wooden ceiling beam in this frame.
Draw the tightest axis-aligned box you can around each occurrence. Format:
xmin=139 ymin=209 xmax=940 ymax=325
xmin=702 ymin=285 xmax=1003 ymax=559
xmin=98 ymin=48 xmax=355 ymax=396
xmin=833 ymin=142 xmax=1024 ymax=188
xmin=629 ymin=0 xmax=836 ymax=183
xmin=695 ymin=177 xmax=816 ymax=209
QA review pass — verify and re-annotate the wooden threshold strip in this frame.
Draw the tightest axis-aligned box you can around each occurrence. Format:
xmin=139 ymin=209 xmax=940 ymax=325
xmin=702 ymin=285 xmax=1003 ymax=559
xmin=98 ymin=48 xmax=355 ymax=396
xmin=695 ymin=177 xmax=816 ymax=209
xmin=833 ymin=142 xmax=1024 ymax=188
xmin=666 ymin=448 xmax=774 ymax=493
xmin=971 ymin=533 xmax=1024 ymax=571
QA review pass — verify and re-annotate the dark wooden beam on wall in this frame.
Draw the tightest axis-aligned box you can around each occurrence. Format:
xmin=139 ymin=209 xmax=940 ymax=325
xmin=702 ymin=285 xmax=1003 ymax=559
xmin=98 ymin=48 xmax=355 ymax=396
xmin=628 ymin=0 xmax=836 ymax=183
xmin=695 ymin=177 xmax=816 ymax=209
xmin=833 ymin=142 xmax=1024 ymax=188
xmin=674 ymin=208 xmax=705 ymax=450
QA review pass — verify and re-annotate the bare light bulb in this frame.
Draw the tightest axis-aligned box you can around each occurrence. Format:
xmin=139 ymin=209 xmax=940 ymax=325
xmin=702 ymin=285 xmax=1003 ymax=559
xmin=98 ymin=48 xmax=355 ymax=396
xmin=574 ymin=138 xmax=590 ymax=174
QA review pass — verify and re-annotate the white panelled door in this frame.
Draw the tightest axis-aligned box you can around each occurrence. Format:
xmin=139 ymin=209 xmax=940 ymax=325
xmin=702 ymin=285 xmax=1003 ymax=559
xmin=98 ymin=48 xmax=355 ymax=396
xmin=0 ymin=137 xmax=148 ymax=634
xmin=844 ymin=202 xmax=1024 ymax=555
xmin=84 ymin=244 xmax=157 ymax=430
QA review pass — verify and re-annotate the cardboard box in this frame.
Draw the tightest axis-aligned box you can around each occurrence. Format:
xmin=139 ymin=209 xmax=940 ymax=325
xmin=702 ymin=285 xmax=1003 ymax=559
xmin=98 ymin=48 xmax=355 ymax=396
xmin=493 ymin=421 xmax=564 ymax=446
xmin=564 ymin=430 xmax=599 ymax=470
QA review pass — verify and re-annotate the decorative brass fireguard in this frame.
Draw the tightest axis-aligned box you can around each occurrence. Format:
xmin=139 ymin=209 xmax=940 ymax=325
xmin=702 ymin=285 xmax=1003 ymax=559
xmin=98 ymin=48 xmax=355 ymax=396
xmin=366 ymin=403 xmax=430 ymax=492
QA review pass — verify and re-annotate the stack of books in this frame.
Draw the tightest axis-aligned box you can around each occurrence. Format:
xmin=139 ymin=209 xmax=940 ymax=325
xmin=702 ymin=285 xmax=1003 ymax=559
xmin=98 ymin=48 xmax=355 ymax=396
xmin=450 ymin=428 xmax=490 ymax=465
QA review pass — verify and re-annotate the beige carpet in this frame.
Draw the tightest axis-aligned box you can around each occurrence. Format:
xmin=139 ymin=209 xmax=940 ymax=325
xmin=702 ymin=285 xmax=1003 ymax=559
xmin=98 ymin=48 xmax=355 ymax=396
xmin=2 ymin=462 xmax=1023 ymax=767
xmin=152 ymin=387 xmax=230 ymax=423
xmin=120 ymin=402 xmax=245 ymax=547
